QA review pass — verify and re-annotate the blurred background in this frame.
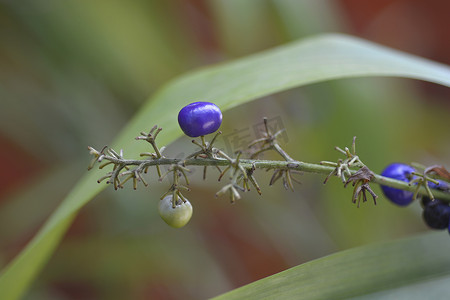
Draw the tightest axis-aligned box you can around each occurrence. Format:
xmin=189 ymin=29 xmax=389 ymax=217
xmin=1 ymin=0 xmax=449 ymax=299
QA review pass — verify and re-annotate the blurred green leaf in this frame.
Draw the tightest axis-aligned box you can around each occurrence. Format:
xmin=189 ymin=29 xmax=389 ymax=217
xmin=1 ymin=34 xmax=450 ymax=299
xmin=212 ymin=232 xmax=450 ymax=299
xmin=209 ymin=0 xmax=277 ymax=55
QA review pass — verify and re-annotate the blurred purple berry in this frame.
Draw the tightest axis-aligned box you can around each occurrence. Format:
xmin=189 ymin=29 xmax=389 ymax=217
xmin=428 ymin=179 xmax=450 ymax=192
xmin=380 ymin=163 xmax=416 ymax=206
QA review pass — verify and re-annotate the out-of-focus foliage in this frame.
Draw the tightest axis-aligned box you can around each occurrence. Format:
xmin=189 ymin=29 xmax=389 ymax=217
xmin=0 ymin=1 xmax=449 ymax=299
xmin=213 ymin=232 xmax=450 ymax=300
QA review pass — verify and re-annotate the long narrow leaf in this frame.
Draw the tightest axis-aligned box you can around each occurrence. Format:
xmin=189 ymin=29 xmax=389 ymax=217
xmin=212 ymin=232 xmax=450 ymax=299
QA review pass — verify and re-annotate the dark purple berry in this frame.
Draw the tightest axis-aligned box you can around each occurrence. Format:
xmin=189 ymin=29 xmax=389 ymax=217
xmin=178 ymin=102 xmax=222 ymax=138
xmin=380 ymin=163 xmax=416 ymax=206
xmin=422 ymin=199 xmax=450 ymax=230
xmin=421 ymin=196 xmax=432 ymax=208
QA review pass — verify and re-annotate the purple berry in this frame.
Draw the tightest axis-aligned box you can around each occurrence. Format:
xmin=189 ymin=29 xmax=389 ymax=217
xmin=422 ymin=199 xmax=450 ymax=230
xmin=178 ymin=102 xmax=222 ymax=137
xmin=428 ymin=179 xmax=450 ymax=192
xmin=421 ymin=181 xmax=450 ymax=231
xmin=421 ymin=196 xmax=433 ymax=208
xmin=380 ymin=163 xmax=416 ymax=206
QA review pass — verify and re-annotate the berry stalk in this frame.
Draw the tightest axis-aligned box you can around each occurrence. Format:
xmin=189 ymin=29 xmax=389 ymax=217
xmin=88 ymin=149 xmax=450 ymax=202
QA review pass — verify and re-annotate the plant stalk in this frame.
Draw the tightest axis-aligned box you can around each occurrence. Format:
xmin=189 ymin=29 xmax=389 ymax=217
xmin=95 ymin=155 xmax=450 ymax=202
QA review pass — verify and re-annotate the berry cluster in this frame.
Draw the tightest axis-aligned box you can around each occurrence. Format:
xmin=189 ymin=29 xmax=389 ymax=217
xmin=88 ymin=101 xmax=450 ymax=230
xmin=381 ymin=163 xmax=450 ymax=232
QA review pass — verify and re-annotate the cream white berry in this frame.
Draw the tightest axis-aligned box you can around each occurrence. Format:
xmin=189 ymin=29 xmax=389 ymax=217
xmin=158 ymin=194 xmax=193 ymax=228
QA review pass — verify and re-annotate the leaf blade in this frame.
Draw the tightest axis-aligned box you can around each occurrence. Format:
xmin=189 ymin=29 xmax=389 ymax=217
xmin=212 ymin=232 xmax=450 ymax=300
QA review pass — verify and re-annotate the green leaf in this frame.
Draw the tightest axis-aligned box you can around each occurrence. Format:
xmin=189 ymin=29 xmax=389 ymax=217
xmin=1 ymin=34 xmax=450 ymax=299
xmin=212 ymin=232 xmax=450 ymax=300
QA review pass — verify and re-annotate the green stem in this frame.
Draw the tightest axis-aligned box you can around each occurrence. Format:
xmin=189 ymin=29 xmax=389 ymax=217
xmin=200 ymin=135 xmax=206 ymax=148
xmin=95 ymin=155 xmax=450 ymax=202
